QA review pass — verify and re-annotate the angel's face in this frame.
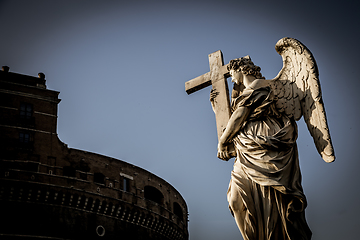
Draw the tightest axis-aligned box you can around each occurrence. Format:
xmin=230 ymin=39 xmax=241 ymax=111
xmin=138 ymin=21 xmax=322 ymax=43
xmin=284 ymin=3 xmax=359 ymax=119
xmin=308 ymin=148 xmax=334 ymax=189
xmin=230 ymin=69 xmax=243 ymax=85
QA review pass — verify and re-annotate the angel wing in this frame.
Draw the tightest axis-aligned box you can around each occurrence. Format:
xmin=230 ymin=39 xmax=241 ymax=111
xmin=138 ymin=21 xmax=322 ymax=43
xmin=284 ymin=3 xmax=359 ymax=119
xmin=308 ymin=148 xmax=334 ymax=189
xmin=270 ymin=37 xmax=335 ymax=163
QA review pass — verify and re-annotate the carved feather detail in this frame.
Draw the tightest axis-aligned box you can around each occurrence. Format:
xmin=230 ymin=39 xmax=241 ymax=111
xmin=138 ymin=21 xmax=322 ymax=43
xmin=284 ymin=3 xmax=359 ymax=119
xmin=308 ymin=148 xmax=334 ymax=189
xmin=271 ymin=37 xmax=335 ymax=162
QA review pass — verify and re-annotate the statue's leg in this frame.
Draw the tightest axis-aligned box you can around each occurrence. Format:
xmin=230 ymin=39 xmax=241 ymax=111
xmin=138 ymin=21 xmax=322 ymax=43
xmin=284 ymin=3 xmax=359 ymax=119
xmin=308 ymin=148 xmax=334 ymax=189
xmin=228 ymin=177 xmax=250 ymax=240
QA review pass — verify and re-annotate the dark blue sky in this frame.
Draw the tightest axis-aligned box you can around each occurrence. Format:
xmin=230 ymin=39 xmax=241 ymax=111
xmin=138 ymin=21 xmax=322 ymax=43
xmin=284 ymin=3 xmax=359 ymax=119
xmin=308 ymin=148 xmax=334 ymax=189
xmin=1 ymin=0 xmax=359 ymax=239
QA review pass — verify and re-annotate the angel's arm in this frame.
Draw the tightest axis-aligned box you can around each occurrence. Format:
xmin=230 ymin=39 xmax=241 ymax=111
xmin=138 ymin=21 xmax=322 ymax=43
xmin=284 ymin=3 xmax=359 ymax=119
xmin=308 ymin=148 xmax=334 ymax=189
xmin=217 ymin=106 xmax=250 ymax=160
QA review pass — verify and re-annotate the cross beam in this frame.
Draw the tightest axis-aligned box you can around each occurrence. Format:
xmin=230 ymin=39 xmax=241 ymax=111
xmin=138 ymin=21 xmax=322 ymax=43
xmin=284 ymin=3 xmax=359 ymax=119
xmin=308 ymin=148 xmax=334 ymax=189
xmin=185 ymin=52 xmax=230 ymax=95
xmin=185 ymin=50 xmax=236 ymax=158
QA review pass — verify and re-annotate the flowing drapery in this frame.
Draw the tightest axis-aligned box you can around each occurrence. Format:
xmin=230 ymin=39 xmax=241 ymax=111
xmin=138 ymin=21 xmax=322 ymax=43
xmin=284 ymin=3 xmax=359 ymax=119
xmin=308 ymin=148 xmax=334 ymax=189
xmin=227 ymin=84 xmax=312 ymax=240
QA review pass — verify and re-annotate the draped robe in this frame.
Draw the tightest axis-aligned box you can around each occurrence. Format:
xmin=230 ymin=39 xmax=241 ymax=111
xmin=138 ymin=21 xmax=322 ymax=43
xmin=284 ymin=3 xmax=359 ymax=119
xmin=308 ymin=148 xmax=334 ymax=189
xmin=227 ymin=81 xmax=312 ymax=240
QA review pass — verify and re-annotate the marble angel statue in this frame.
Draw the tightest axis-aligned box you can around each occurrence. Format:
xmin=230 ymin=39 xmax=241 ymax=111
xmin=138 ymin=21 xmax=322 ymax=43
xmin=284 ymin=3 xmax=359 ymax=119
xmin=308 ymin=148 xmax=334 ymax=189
xmin=211 ymin=37 xmax=335 ymax=240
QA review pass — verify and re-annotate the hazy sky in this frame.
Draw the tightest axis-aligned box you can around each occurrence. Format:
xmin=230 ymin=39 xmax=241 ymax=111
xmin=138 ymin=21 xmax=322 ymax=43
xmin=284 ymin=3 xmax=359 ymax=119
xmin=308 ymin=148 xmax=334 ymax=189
xmin=1 ymin=0 xmax=359 ymax=239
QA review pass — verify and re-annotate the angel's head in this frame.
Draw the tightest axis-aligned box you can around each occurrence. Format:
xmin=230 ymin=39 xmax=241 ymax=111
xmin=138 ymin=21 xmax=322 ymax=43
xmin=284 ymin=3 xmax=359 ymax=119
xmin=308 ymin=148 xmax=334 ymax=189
xmin=227 ymin=56 xmax=264 ymax=83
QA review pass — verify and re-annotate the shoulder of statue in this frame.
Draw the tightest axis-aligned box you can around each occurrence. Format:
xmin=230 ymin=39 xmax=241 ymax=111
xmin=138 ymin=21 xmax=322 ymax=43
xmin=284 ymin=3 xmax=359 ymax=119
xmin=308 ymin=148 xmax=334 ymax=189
xmin=240 ymin=79 xmax=271 ymax=97
xmin=232 ymin=79 xmax=272 ymax=110
xmin=248 ymin=79 xmax=271 ymax=90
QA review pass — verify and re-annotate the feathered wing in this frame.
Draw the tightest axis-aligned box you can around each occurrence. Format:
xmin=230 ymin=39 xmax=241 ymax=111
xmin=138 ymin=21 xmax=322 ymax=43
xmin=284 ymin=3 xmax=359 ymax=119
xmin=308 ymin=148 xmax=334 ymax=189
xmin=270 ymin=37 xmax=335 ymax=162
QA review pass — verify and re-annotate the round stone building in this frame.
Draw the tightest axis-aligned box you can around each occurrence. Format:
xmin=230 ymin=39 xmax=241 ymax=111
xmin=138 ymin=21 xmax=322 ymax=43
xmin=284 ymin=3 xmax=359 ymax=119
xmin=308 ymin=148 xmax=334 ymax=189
xmin=0 ymin=67 xmax=189 ymax=240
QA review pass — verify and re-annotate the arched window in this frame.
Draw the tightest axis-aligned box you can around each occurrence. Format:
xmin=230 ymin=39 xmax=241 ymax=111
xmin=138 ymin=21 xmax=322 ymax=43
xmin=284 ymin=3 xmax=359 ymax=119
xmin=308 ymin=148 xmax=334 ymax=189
xmin=144 ymin=186 xmax=164 ymax=205
xmin=71 ymin=194 xmax=79 ymax=207
xmin=106 ymin=202 xmax=113 ymax=215
xmin=173 ymin=202 xmax=183 ymax=220
xmin=93 ymin=199 xmax=100 ymax=212
xmin=86 ymin=198 xmax=93 ymax=211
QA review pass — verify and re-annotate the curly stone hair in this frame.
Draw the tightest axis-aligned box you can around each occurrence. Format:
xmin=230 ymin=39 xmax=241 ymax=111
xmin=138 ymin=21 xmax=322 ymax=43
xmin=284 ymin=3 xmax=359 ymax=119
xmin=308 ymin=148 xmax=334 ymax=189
xmin=227 ymin=56 xmax=264 ymax=79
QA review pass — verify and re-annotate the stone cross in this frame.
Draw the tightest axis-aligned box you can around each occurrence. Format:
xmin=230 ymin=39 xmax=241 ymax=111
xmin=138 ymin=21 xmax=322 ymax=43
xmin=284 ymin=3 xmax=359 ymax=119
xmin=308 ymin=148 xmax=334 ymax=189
xmin=185 ymin=50 xmax=236 ymax=158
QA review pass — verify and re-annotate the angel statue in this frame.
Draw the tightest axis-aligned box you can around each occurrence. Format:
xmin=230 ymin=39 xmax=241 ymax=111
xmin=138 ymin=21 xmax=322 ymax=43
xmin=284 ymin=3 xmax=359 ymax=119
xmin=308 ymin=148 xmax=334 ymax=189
xmin=205 ymin=37 xmax=335 ymax=240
